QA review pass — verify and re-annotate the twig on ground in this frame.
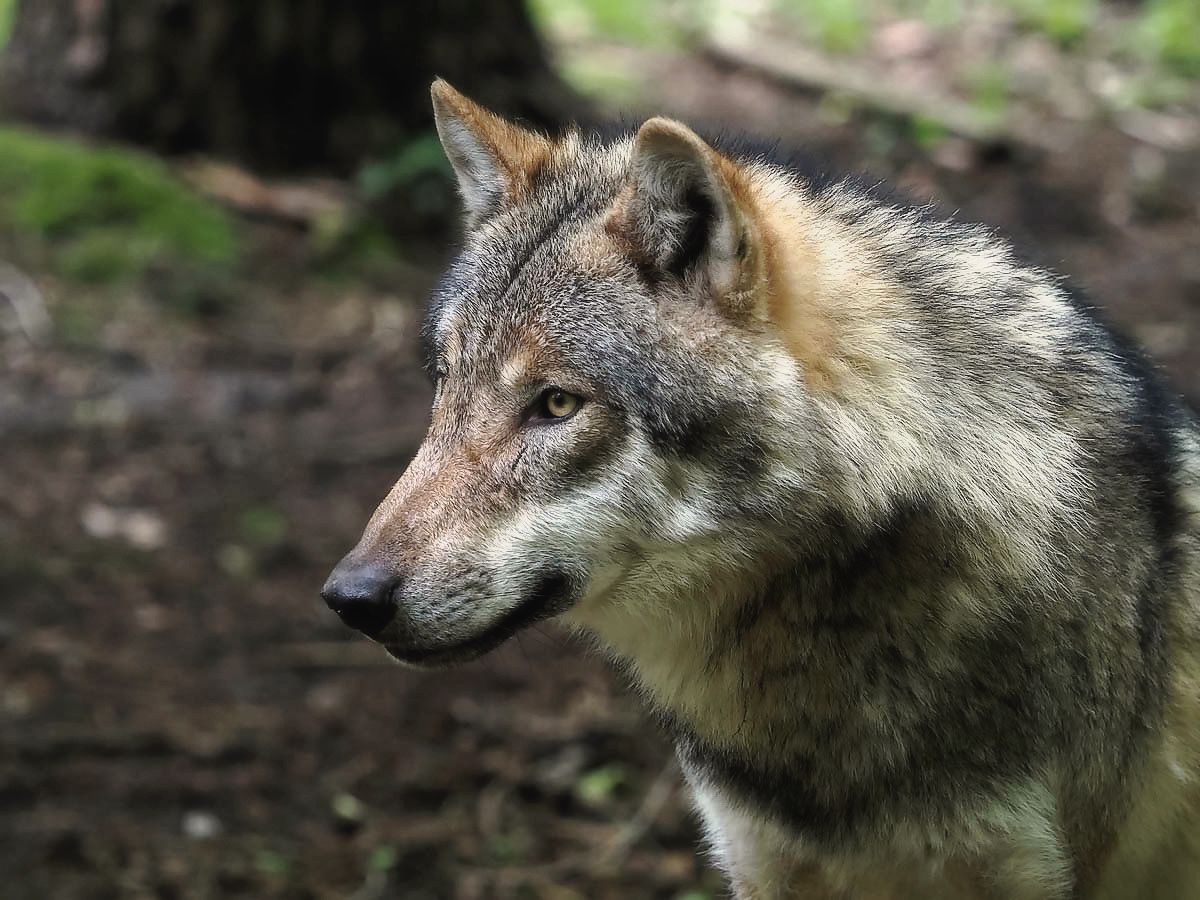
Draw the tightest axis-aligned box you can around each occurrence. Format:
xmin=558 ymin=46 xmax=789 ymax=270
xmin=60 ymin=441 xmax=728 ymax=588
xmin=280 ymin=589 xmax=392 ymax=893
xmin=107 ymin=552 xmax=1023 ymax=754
xmin=0 ymin=262 xmax=51 ymax=345
xmin=598 ymin=758 xmax=680 ymax=867
xmin=179 ymin=159 xmax=352 ymax=228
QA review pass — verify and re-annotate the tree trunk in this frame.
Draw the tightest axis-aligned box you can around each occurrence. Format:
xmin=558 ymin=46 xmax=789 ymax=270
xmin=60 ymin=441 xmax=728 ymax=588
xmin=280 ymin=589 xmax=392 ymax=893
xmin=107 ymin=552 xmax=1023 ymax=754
xmin=0 ymin=0 xmax=578 ymax=173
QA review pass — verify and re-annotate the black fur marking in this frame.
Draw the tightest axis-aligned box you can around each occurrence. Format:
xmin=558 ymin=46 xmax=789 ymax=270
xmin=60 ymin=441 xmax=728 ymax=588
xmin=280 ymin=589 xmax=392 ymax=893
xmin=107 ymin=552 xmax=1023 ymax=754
xmin=562 ymin=429 xmax=622 ymax=486
xmin=1052 ymin=282 xmax=1182 ymax=745
xmin=665 ymin=501 xmax=1059 ymax=847
xmin=636 ymin=380 xmax=765 ymax=475
xmin=666 ymin=186 xmax=715 ymax=278
xmin=629 ymin=255 xmax=666 ymax=291
xmin=702 ymin=502 xmax=924 ymax=669
xmin=671 ymin=612 xmax=1054 ymax=848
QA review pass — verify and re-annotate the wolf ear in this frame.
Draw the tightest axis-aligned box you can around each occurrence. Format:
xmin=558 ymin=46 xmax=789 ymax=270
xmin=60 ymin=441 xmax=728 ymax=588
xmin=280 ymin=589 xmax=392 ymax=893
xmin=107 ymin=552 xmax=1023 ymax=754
xmin=430 ymin=79 xmax=551 ymax=224
xmin=610 ymin=118 xmax=757 ymax=306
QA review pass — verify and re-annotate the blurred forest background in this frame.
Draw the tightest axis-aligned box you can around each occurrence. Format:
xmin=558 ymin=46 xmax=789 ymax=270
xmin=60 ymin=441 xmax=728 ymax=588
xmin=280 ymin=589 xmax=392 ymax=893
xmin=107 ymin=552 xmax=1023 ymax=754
xmin=1 ymin=1 xmax=1198 ymax=898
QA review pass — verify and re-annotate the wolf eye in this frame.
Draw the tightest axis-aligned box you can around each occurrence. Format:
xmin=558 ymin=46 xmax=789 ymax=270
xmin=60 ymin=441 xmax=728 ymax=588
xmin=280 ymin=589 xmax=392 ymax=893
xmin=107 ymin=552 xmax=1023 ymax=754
xmin=537 ymin=389 xmax=582 ymax=421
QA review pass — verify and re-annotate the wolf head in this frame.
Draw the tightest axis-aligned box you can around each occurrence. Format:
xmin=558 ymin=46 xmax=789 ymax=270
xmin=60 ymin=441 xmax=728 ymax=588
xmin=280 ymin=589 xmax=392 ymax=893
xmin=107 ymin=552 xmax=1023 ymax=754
xmin=322 ymin=81 xmax=824 ymax=666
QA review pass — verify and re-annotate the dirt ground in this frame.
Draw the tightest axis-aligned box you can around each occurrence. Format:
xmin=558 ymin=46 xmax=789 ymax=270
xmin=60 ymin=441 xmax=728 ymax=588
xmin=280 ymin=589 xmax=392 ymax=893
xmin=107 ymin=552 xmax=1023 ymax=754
xmin=2 ymin=56 xmax=1199 ymax=900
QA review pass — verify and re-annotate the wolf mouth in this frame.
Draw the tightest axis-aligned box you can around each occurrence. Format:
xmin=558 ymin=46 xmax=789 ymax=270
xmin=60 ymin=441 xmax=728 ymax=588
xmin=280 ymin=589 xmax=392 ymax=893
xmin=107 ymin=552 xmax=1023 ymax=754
xmin=384 ymin=571 xmax=574 ymax=667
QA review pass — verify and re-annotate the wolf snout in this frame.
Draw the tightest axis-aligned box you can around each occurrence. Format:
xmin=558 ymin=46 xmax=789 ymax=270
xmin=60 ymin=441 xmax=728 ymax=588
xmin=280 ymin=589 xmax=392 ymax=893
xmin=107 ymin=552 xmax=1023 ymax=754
xmin=321 ymin=557 xmax=399 ymax=638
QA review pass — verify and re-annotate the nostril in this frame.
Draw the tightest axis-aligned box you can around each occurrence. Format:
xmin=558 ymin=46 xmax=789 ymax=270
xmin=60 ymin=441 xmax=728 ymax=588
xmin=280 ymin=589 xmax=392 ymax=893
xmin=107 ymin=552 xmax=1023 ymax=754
xmin=336 ymin=601 xmax=396 ymax=638
xmin=321 ymin=560 xmax=399 ymax=638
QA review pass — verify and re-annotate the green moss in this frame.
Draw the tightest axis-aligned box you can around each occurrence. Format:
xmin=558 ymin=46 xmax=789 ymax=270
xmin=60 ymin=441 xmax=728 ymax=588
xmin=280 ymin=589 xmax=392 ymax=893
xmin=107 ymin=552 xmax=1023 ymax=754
xmin=237 ymin=505 xmax=289 ymax=548
xmin=357 ymin=132 xmax=449 ymax=200
xmin=56 ymin=232 xmax=149 ymax=284
xmin=574 ymin=764 xmax=629 ymax=807
xmin=1138 ymin=0 xmax=1200 ymax=77
xmin=909 ymin=113 xmax=949 ymax=149
xmin=0 ymin=126 xmax=237 ymax=285
xmin=0 ymin=0 xmax=14 ymax=52
xmin=1003 ymin=0 xmax=1096 ymax=45
xmin=968 ymin=63 xmax=1012 ymax=129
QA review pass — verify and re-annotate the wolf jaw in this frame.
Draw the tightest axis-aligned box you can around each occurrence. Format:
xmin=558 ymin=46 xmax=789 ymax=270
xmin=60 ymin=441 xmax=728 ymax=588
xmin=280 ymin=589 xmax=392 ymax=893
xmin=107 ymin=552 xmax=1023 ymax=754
xmin=321 ymin=80 xmax=1200 ymax=898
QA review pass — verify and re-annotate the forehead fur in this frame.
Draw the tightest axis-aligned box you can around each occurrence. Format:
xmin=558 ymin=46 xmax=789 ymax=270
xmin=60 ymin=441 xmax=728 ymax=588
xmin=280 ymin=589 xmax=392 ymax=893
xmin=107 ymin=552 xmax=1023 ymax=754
xmin=425 ymin=132 xmax=635 ymax=351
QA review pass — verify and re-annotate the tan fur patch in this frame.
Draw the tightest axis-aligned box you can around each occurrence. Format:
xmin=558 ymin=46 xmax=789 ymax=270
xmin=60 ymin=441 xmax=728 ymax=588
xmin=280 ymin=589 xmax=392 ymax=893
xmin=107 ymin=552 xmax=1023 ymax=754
xmin=499 ymin=347 xmax=536 ymax=389
xmin=747 ymin=172 xmax=908 ymax=397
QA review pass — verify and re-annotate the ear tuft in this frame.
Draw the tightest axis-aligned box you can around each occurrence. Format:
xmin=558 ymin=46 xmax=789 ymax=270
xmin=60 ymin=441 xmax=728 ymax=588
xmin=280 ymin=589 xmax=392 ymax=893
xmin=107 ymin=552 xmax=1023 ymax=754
xmin=429 ymin=79 xmax=551 ymax=224
xmin=429 ymin=77 xmax=458 ymax=108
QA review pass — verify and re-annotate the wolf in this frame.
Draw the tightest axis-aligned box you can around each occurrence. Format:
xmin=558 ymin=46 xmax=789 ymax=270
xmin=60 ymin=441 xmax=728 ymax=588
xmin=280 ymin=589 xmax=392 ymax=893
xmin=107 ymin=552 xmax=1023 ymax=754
xmin=322 ymin=80 xmax=1200 ymax=898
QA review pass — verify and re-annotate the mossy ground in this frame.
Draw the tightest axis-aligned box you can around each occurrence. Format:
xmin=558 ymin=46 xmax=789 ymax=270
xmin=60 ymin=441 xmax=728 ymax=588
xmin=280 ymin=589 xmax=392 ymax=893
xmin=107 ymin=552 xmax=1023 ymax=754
xmin=0 ymin=126 xmax=237 ymax=286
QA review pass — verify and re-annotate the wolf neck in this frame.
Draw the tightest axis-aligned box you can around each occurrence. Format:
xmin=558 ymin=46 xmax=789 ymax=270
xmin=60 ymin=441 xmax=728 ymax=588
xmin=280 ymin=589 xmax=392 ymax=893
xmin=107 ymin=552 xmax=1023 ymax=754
xmin=581 ymin=503 xmax=952 ymax=758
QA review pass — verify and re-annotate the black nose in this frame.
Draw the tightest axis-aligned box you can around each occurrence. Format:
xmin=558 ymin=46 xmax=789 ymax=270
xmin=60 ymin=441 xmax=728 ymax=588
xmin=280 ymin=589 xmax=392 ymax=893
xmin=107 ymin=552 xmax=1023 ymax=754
xmin=321 ymin=559 xmax=398 ymax=638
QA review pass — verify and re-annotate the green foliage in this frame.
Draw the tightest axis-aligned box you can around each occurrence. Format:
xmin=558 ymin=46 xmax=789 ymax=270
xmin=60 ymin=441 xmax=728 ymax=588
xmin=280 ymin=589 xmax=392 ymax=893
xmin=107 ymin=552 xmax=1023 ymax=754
xmin=528 ymin=0 xmax=681 ymax=47
xmin=253 ymin=850 xmax=290 ymax=876
xmin=1138 ymin=0 xmax=1200 ymax=77
xmin=781 ymin=0 xmax=870 ymax=53
xmin=367 ymin=846 xmax=398 ymax=872
xmin=0 ymin=126 xmax=236 ymax=285
xmin=237 ymin=506 xmax=289 ymax=548
xmin=310 ymin=218 xmax=406 ymax=282
xmin=574 ymin=764 xmax=628 ymax=807
xmin=560 ymin=55 xmax=644 ymax=103
xmin=1109 ymin=69 xmax=1193 ymax=113
xmin=900 ymin=0 xmax=963 ymax=29
xmin=56 ymin=232 xmax=150 ymax=284
xmin=356 ymin=131 xmax=458 ymax=239
xmin=1004 ymin=0 xmax=1096 ymax=45
xmin=908 ymin=113 xmax=948 ymax=149
xmin=968 ymin=63 xmax=1011 ymax=129
xmin=358 ymin=132 xmax=449 ymax=200
xmin=577 ymin=0 xmax=668 ymax=44
xmin=0 ymin=0 xmax=14 ymax=52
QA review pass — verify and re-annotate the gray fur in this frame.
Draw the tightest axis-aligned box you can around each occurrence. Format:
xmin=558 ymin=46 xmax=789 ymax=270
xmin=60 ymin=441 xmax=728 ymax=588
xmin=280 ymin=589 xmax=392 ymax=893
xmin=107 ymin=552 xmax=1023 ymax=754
xmin=327 ymin=88 xmax=1200 ymax=898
